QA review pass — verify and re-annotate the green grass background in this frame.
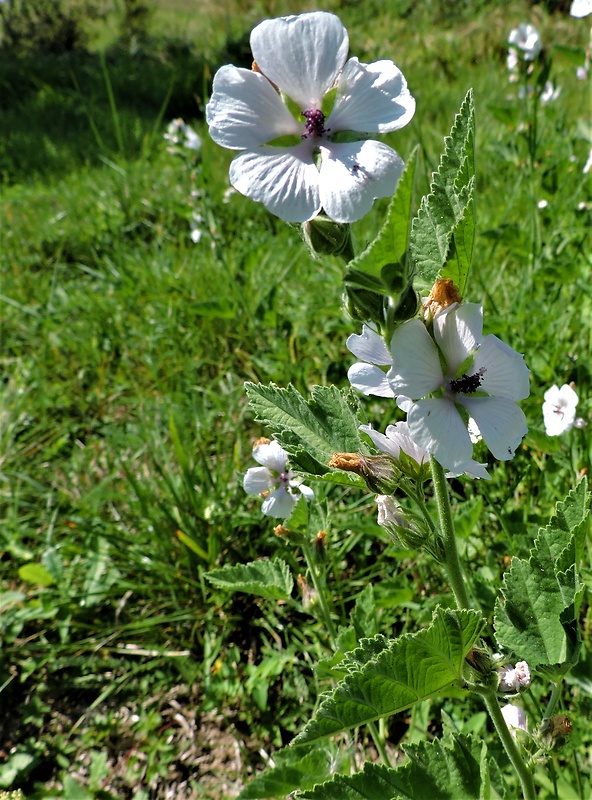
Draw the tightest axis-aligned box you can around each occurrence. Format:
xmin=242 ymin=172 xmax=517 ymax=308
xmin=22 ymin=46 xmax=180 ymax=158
xmin=0 ymin=0 xmax=590 ymax=796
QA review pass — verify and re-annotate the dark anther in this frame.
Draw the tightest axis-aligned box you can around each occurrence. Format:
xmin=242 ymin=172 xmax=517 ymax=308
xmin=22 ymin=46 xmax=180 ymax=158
xmin=449 ymin=367 xmax=486 ymax=395
xmin=302 ymin=108 xmax=326 ymax=138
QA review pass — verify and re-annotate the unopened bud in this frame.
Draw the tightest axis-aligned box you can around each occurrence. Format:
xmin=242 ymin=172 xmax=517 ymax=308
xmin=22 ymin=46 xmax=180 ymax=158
xmin=329 ymin=452 xmax=398 ymax=494
xmin=423 ymin=278 xmax=462 ymax=321
xmin=301 ymin=215 xmax=354 ymax=261
xmin=376 ymin=495 xmax=426 ymax=549
xmin=392 ymin=281 xmax=420 ymax=322
xmin=501 ymin=704 xmax=528 ymax=734
xmin=297 ymin=574 xmax=319 ymax=610
xmin=344 ymin=284 xmax=386 ymax=325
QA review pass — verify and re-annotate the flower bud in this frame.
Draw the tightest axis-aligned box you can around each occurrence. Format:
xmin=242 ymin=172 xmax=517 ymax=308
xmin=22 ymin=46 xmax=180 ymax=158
xmin=501 ymin=704 xmax=528 ymax=734
xmin=376 ymin=495 xmax=427 ymax=550
xmin=344 ymin=285 xmax=386 ymax=325
xmin=391 ymin=281 xmax=420 ymax=323
xmin=498 ymin=660 xmax=531 ymax=693
xmin=329 ymin=452 xmax=399 ymax=494
xmin=301 ymin=215 xmax=354 ymax=261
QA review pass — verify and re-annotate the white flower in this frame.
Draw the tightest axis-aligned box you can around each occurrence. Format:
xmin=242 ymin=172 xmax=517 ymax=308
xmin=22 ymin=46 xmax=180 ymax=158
xmin=576 ymin=65 xmax=588 ymax=80
xmin=164 ymin=118 xmax=201 ymax=151
xmin=360 ymin=421 xmax=429 ymax=466
xmin=190 ymin=211 xmax=204 ymax=244
xmin=584 ymin=148 xmax=592 ymax=175
xmin=498 ymin=660 xmax=531 ymax=692
xmin=501 ymin=704 xmax=528 ymax=733
xmin=243 ymin=439 xmax=314 ymax=518
xmin=540 ymin=81 xmax=561 ymax=103
xmin=508 ymin=24 xmax=542 ymax=61
xmin=347 ymin=305 xmax=530 ymax=476
xmin=542 ymin=384 xmax=578 ymax=435
xmin=376 ymin=494 xmax=408 ymax=530
xmin=206 ymin=11 xmax=415 ymax=223
xmin=571 ymin=0 xmax=592 ymax=17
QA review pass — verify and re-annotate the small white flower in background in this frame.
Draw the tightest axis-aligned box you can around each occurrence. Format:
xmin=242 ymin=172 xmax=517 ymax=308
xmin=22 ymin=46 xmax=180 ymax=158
xmin=570 ymin=0 xmax=592 ymax=17
xmin=576 ymin=65 xmax=589 ymax=80
xmin=502 ymin=704 xmax=528 ymax=734
xmin=206 ymin=11 xmax=415 ymax=223
xmin=347 ymin=304 xmax=530 ymax=478
xmin=537 ymin=199 xmax=548 ymax=210
xmin=243 ymin=438 xmax=314 ymax=518
xmin=583 ymin=148 xmax=592 ymax=175
xmin=507 ymin=48 xmax=519 ymax=81
xmin=540 ymin=81 xmax=561 ymax=103
xmin=542 ymin=383 xmax=578 ymax=435
xmin=498 ymin=660 xmax=531 ymax=692
xmin=164 ymin=118 xmax=201 ymax=152
xmin=508 ymin=23 xmax=542 ymax=61
xmin=190 ymin=211 xmax=204 ymax=244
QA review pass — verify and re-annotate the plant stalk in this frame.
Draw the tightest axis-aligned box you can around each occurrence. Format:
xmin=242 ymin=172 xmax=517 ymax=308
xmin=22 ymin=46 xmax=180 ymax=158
xmin=429 ymin=457 xmax=470 ymax=610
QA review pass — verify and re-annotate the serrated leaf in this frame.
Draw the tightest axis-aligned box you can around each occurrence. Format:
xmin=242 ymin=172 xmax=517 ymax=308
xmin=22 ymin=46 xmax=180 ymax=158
xmin=245 ymin=383 xmax=366 ymax=481
xmin=238 ymin=744 xmax=336 ymax=799
xmin=494 ymin=480 xmax=590 ymax=667
xmin=410 ymin=90 xmax=475 ymax=294
xmin=294 ymin=608 xmax=484 ymax=744
xmin=300 ymin=735 xmax=486 ymax=800
xmin=205 ymin=558 xmax=293 ymax=600
xmin=346 ymin=147 xmax=418 ymax=282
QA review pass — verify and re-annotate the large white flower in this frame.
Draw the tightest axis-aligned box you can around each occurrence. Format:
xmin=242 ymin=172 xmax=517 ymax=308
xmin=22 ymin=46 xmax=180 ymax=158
xmin=347 ymin=304 xmax=530 ymax=475
xmin=206 ymin=11 xmax=415 ymax=223
xmin=508 ymin=23 xmax=542 ymax=61
xmin=243 ymin=439 xmax=314 ymax=518
xmin=542 ymin=383 xmax=578 ymax=436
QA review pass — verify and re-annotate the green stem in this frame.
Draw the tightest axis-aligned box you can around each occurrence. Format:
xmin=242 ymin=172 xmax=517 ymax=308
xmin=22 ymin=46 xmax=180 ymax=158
xmin=429 ymin=457 xmax=470 ymax=610
xmin=301 ymin=542 xmax=338 ymax=643
xmin=540 ymin=678 xmax=564 ymax=730
xmin=368 ymin=719 xmax=392 ymax=767
xmin=475 ymin=687 xmax=537 ymax=800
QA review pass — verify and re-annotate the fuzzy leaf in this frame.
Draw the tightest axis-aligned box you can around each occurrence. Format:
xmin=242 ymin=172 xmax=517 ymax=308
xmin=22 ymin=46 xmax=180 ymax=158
xmin=245 ymin=382 xmax=366 ymax=483
xmin=346 ymin=147 xmax=418 ymax=284
xmin=410 ymin=90 xmax=475 ymax=294
xmin=494 ymin=479 xmax=590 ymax=667
xmin=205 ymin=558 xmax=293 ymax=600
xmin=300 ymin=735 xmax=490 ymax=800
xmin=238 ymin=744 xmax=336 ymax=799
xmin=293 ymin=608 xmax=484 ymax=744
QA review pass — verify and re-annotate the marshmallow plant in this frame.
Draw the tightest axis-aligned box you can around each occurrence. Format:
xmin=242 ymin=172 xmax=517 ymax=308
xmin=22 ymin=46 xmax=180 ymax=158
xmin=205 ymin=12 xmax=590 ymax=800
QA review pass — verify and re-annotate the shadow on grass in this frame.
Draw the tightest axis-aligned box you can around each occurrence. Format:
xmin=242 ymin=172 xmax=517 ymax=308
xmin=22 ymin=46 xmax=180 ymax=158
xmin=0 ymin=40 xmax=209 ymax=185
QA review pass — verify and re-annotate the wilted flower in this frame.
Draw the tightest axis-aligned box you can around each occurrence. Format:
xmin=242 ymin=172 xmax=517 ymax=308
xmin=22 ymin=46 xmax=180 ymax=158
xmin=243 ymin=438 xmax=314 ymax=518
xmin=206 ymin=11 xmax=415 ymax=223
xmin=570 ymin=0 xmax=592 ymax=17
xmin=347 ymin=304 xmax=530 ymax=477
xmin=508 ymin=24 xmax=542 ymax=61
xmin=164 ymin=118 xmax=201 ymax=152
xmin=501 ymin=704 xmax=528 ymax=734
xmin=542 ymin=383 xmax=579 ymax=435
xmin=498 ymin=660 xmax=531 ymax=692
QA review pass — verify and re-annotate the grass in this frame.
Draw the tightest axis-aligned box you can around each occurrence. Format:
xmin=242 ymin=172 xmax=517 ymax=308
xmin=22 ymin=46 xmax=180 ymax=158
xmin=0 ymin=0 xmax=591 ymax=796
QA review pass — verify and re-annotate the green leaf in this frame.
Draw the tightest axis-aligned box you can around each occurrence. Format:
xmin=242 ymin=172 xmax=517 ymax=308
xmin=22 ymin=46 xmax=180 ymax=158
xmin=410 ymin=90 xmax=475 ymax=294
xmin=205 ymin=558 xmax=293 ymax=601
xmin=494 ymin=479 xmax=590 ymax=667
xmin=294 ymin=608 xmax=484 ymax=744
xmin=245 ymin=382 xmax=366 ymax=483
xmin=346 ymin=146 xmax=418 ymax=283
xmin=17 ymin=563 xmax=56 ymax=587
xmin=300 ymin=734 xmax=489 ymax=800
xmin=237 ymin=743 xmax=336 ymax=799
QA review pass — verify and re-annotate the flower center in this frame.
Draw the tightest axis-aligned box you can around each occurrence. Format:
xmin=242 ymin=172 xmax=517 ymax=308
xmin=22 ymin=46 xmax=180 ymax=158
xmin=449 ymin=367 xmax=486 ymax=395
xmin=302 ymin=108 xmax=326 ymax=139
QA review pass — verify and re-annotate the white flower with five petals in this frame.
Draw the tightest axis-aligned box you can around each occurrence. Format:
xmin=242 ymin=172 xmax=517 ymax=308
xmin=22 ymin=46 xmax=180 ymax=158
xmin=570 ymin=0 xmax=592 ymax=17
xmin=206 ymin=11 xmax=415 ymax=223
xmin=243 ymin=439 xmax=314 ymax=518
xmin=542 ymin=383 xmax=578 ymax=436
xmin=508 ymin=23 xmax=542 ymax=61
xmin=347 ymin=304 xmax=530 ymax=476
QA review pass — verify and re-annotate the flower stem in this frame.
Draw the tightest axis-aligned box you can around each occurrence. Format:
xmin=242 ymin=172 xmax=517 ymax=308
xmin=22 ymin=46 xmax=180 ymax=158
xmin=301 ymin=542 xmax=338 ymax=642
xmin=429 ymin=456 xmax=470 ymax=610
xmin=474 ymin=686 xmax=537 ymax=800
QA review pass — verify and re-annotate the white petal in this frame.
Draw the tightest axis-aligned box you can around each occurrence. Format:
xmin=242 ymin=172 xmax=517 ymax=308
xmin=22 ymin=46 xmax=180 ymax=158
xmin=388 ymin=319 xmax=443 ymax=398
xmin=251 ymin=12 xmax=348 ymax=108
xmin=545 ymin=383 xmax=578 ymax=408
xmin=261 ymin=487 xmax=297 ymax=518
xmin=434 ymin=303 xmax=482 ymax=376
xmin=346 ymin=325 xmax=392 ymax=365
xmin=571 ymin=0 xmax=592 ymax=16
xmin=319 ymin=140 xmax=404 ymax=223
xmin=243 ymin=466 xmax=275 ymax=495
xmin=252 ymin=440 xmax=288 ymax=471
xmin=297 ymin=483 xmax=315 ymax=501
xmin=360 ymin=423 xmax=401 ymax=458
xmin=447 ymin=460 xmax=491 ymax=480
xmin=407 ymin=398 xmax=474 ymax=472
xmin=229 ymin=143 xmax=321 ymax=222
xmin=384 ymin=422 xmax=428 ymax=464
xmin=206 ymin=66 xmax=302 ymax=149
xmin=472 ymin=335 xmax=530 ymax=401
xmin=457 ymin=396 xmax=527 ymax=461
xmin=348 ymin=363 xmax=395 ymax=397
xmin=328 ymin=58 xmax=415 ymax=133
